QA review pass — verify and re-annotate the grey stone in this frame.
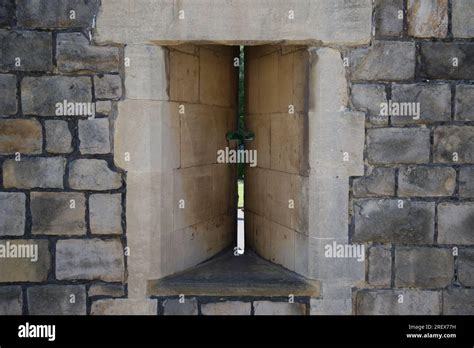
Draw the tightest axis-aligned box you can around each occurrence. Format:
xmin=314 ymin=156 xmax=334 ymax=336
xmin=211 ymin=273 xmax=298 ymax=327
xmin=68 ymin=159 xmax=122 ymax=191
xmin=455 ymin=84 xmax=474 ymax=121
xmin=56 ymin=239 xmax=125 ymax=282
xmin=0 ymin=30 xmax=52 ymax=71
xmin=88 ymin=283 xmax=125 ymax=298
xmin=0 ymin=74 xmax=17 ymax=115
xmin=459 ymin=166 xmax=474 ymax=198
xmin=395 ymin=247 xmax=453 ymax=288
xmin=89 ymin=194 xmax=122 ymax=235
xmin=254 ymin=301 xmax=306 ymax=315
xmin=391 ymin=83 xmax=451 ymax=124
xmin=356 ymin=290 xmax=441 ymax=315
xmin=353 ymin=167 xmax=395 ymax=197
xmin=452 ymin=0 xmax=474 ymax=38
xmin=0 ymin=119 xmax=42 ymax=155
xmin=57 ymin=33 xmax=120 ymax=73
xmin=45 ymin=120 xmax=73 ymax=154
xmin=0 ymin=239 xmax=51 ymax=282
xmin=434 ymin=126 xmax=474 ymax=163
xmin=443 ymin=288 xmax=474 ymax=315
xmin=16 ymin=0 xmax=99 ymax=28
xmin=163 ymin=298 xmax=198 ymax=315
xmin=367 ymin=128 xmax=431 ymax=164
xmin=458 ymin=249 xmax=474 ymax=287
xmin=31 ymin=192 xmax=86 ymax=236
xmin=0 ymin=192 xmax=25 ymax=236
xmin=351 ymin=83 xmax=387 ymax=126
xmin=90 ymin=298 xmax=157 ymax=315
xmin=3 ymin=157 xmax=65 ymax=189
xmin=398 ymin=166 xmax=456 ymax=197
xmin=374 ymin=0 xmax=403 ymax=37
xmin=21 ymin=76 xmax=92 ymax=116
xmin=201 ymin=301 xmax=251 ymax=315
xmin=368 ymin=245 xmax=391 ymax=287
xmin=407 ymin=0 xmax=448 ymax=38
xmin=0 ymin=286 xmax=22 ymax=315
xmin=27 ymin=285 xmax=86 ymax=315
xmin=420 ymin=42 xmax=474 ymax=80
xmin=0 ymin=0 xmax=14 ymax=27
xmin=354 ymin=199 xmax=435 ymax=244
xmin=94 ymin=75 xmax=122 ymax=99
xmin=438 ymin=203 xmax=474 ymax=245
xmin=96 ymin=100 xmax=113 ymax=115
xmin=350 ymin=41 xmax=416 ymax=81
xmin=78 ymin=118 xmax=111 ymax=154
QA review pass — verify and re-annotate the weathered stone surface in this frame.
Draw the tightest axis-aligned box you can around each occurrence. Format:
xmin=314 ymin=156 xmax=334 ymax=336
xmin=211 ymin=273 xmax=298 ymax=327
xmin=420 ymin=43 xmax=474 ymax=80
xmin=254 ymin=301 xmax=306 ymax=315
xmin=356 ymin=290 xmax=441 ymax=315
xmin=91 ymin=299 xmax=157 ymax=315
xmin=21 ymin=76 xmax=92 ymax=116
xmin=434 ymin=126 xmax=474 ymax=163
xmin=89 ymin=194 xmax=122 ymax=235
xmin=45 ymin=120 xmax=73 ymax=154
xmin=374 ymin=0 xmax=403 ymax=37
xmin=94 ymin=74 xmax=122 ymax=99
xmin=169 ymin=49 xmax=199 ymax=103
xmin=0 ymin=119 xmax=42 ymax=154
xmin=0 ymin=286 xmax=22 ymax=315
xmin=443 ymin=288 xmax=474 ymax=315
xmin=57 ymin=33 xmax=119 ymax=73
xmin=354 ymin=199 xmax=435 ymax=244
xmin=16 ymin=0 xmax=99 ymax=28
xmin=0 ymin=192 xmax=25 ymax=236
xmin=353 ymin=167 xmax=395 ymax=197
xmin=201 ymin=301 xmax=251 ymax=315
xmin=0 ymin=74 xmax=17 ymax=115
xmin=460 ymin=166 xmax=474 ymax=198
xmin=27 ymin=285 xmax=86 ymax=315
xmin=367 ymin=128 xmax=430 ymax=164
xmin=452 ymin=0 xmax=474 ymax=38
xmin=0 ymin=239 xmax=51 ymax=282
xmin=350 ymin=41 xmax=416 ymax=81
xmin=351 ymin=83 xmax=387 ymax=126
xmin=31 ymin=192 xmax=86 ymax=235
xmin=455 ymin=84 xmax=474 ymax=121
xmin=0 ymin=30 xmax=52 ymax=71
xmin=438 ymin=203 xmax=474 ymax=245
xmin=56 ymin=239 xmax=125 ymax=281
xmin=163 ymin=298 xmax=198 ymax=315
xmin=368 ymin=245 xmax=391 ymax=287
xmin=0 ymin=0 xmax=14 ymax=27
xmin=407 ymin=0 xmax=448 ymax=38
xmin=78 ymin=118 xmax=111 ymax=154
xmin=88 ymin=283 xmax=125 ymax=298
xmin=68 ymin=159 xmax=122 ymax=191
xmin=3 ymin=157 xmax=65 ymax=189
xmin=391 ymin=83 xmax=451 ymax=124
xmin=458 ymin=249 xmax=474 ymax=287
xmin=398 ymin=166 xmax=456 ymax=197
xmin=96 ymin=100 xmax=112 ymax=115
xmin=395 ymin=247 xmax=453 ymax=288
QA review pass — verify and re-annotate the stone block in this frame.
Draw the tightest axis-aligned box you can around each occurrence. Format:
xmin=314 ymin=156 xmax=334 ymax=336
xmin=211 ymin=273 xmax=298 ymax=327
xmin=89 ymin=193 xmax=122 ymax=235
xmin=367 ymin=128 xmax=430 ymax=164
xmin=351 ymin=83 xmax=387 ymax=125
xmin=91 ymin=299 xmax=157 ymax=315
xmin=27 ymin=285 xmax=86 ymax=315
xmin=0 ymin=192 xmax=25 ymax=236
xmin=0 ymin=0 xmax=14 ymax=27
xmin=56 ymin=239 xmax=125 ymax=282
xmin=31 ymin=192 xmax=86 ymax=235
xmin=68 ymin=159 xmax=122 ymax=191
xmin=0 ymin=74 xmax=17 ymax=115
xmin=452 ymin=0 xmax=474 ymax=38
xmin=354 ymin=199 xmax=435 ymax=244
xmin=458 ymin=249 xmax=474 ymax=287
xmin=0 ymin=286 xmax=22 ymax=315
xmin=434 ymin=126 xmax=474 ymax=163
xmin=0 ymin=119 xmax=42 ymax=155
xmin=254 ymin=301 xmax=306 ymax=315
xmin=169 ymin=49 xmax=199 ymax=103
xmin=455 ymin=84 xmax=474 ymax=121
xmin=45 ymin=120 xmax=73 ymax=154
xmin=201 ymin=301 xmax=251 ymax=315
xmin=3 ymin=157 xmax=65 ymax=189
xmin=443 ymin=288 xmax=474 ymax=315
xmin=78 ymin=118 xmax=111 ymax=154
xmin=88 ymin=283 xmax=125 ymax=298
xmin=353 ymin=167 xmax=395 ymax=197
xmin=398 ymin=166 xmax=456 ymax=197
xmin=407 ymin=0 xmax=448 ymax=38
xmin=163 ymin=298 xmax=198 ymax=315
xmin=368 ymin=245 xmax=391 ymax=287
xmin=438 ymin=203 xmax=474 ymax=245
xmin=94 ymin=74 xmax=122 ymax=99
xmin=459 ymin=166 xmax=474 ymax=198
xmin=374 ymin=0 xmax=403 ymax=37
xmin=420 ymin=42 xmax=474 ymax=80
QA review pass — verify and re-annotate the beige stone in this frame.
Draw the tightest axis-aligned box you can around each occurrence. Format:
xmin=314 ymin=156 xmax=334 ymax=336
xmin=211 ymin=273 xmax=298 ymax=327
xmin=169 ymin=49 xmax=199 ymax=103
xmin=91 ymin=299 xmax=157 ymax=315
xmin=0 ymin=119 xmax=42 ymax=155
xmin=201 ymin=301 xmax=251 ymax=315
xmin=246 ymin=114 xmax=270 ymax=169
xmin=254 ymin=301 xmax=306 ymax=315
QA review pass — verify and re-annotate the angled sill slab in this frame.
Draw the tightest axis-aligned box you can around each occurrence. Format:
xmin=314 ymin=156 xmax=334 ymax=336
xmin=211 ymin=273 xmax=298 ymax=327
xmin=147 ymin=250 xmax=321 ymax=297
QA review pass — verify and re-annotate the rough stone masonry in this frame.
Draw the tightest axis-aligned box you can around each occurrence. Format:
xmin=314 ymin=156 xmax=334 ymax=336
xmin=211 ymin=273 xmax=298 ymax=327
xmin=0 ymin=0 xmax=473 ymax=316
